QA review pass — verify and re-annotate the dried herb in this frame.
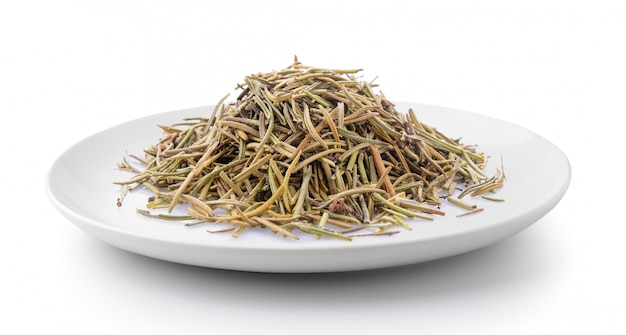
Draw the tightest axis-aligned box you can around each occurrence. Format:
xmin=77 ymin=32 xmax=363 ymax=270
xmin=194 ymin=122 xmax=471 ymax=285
xmin=115 ymin=57 xmax=504 ymax=241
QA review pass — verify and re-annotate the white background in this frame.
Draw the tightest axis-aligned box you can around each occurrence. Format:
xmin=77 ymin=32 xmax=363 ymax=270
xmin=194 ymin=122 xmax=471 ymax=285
xmin=1 ymin=1 xmax=623 ymax=334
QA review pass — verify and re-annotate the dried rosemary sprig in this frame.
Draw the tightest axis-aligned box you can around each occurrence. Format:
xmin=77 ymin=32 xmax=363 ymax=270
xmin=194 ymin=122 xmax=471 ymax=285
xmin=115 ymin=57 xmax=504 ymax=241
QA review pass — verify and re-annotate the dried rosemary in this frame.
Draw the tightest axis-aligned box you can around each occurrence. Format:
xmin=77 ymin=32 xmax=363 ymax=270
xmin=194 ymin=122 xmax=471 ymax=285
xmin=115 ymin=57 xmax=505 ymax=241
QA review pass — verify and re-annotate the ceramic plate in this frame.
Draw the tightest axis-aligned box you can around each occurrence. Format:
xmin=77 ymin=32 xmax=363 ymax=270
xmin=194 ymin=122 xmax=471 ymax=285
xmin=46 ymin=102 xmax=570 ymax=273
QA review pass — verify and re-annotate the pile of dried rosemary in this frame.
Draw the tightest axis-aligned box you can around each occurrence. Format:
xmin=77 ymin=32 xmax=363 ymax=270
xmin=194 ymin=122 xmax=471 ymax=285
xmin=115 ymin=57 xmax=504 ymax=241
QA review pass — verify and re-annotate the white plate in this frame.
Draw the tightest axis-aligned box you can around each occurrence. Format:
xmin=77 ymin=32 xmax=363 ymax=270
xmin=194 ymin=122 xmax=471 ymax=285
xmin=46 ymin=102 xmax=570 ymax=273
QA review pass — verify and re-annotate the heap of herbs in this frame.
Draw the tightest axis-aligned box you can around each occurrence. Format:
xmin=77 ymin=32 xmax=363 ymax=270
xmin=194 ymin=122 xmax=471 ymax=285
xmin=115 ymin=58 xmax=505 ymax=241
